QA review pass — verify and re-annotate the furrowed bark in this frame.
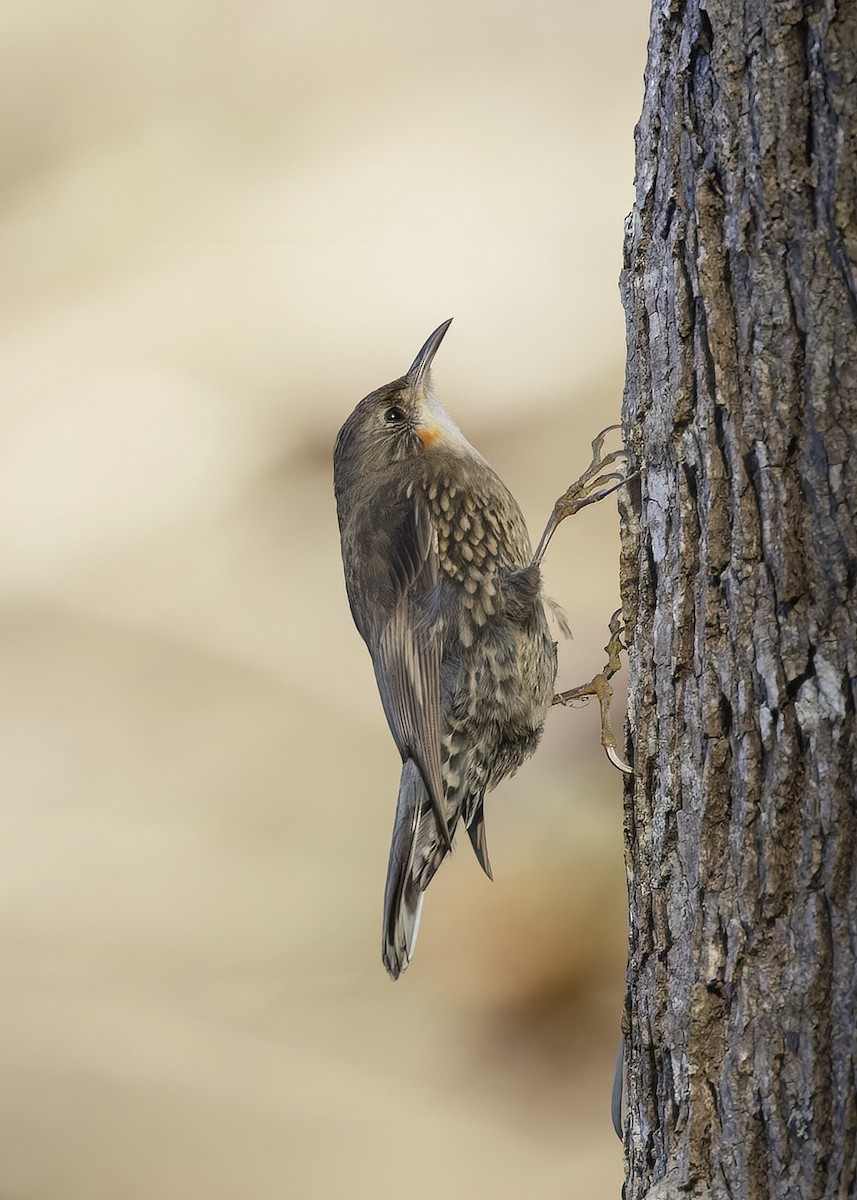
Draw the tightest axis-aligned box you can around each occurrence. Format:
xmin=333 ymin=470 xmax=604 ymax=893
xmin=618 ymin=1 xmax=857 ymax=1197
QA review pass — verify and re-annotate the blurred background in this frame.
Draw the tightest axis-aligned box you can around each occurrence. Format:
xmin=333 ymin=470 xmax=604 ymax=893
xmin=0 ymin=1 xmax=648 ymax=1196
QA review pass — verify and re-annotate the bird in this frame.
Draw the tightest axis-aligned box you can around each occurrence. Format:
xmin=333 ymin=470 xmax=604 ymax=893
xmin=334 ymin=320 xmax=628 ymax=979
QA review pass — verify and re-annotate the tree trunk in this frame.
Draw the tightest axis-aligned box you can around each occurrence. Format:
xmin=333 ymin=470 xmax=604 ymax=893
xmin=618 ymin=1 xmax=857 ymax=1197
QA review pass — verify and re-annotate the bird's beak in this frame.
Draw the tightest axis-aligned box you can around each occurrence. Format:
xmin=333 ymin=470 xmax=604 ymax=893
xmin=406 ymin=319 xmax=453 ymax=389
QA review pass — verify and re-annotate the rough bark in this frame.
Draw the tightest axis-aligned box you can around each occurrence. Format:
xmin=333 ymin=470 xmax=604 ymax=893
xmin=619 ymin=1 xmax=857 ymax=1197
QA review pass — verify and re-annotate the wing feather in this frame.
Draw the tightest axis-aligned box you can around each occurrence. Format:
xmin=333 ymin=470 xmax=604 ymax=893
xmin=370 ymin=498 xmax=450 ymax=848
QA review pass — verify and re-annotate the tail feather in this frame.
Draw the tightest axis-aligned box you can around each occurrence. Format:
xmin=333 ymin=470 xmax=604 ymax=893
xmin=465 ymin=795 xmax=493 ymax=880
xmin=382 ymin=759 xmax=451 ymax=979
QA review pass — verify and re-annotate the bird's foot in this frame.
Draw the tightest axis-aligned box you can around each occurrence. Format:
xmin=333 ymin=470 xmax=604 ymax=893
xmin=552 ymin=609 xmax=632 ymax=774
xmin=532 ymin=425 xmax=632 ymax=566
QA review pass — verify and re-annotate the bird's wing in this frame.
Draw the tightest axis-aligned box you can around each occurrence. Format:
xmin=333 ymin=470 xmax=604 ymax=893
xmin=370 ymin=497 xmax=450 ymax=849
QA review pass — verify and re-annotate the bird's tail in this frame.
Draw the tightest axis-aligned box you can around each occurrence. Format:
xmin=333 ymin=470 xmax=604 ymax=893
xmin=382 ymin=758 xmax=451 ymax=980
xmin=465 ymin=794 xmax=493 ymax=880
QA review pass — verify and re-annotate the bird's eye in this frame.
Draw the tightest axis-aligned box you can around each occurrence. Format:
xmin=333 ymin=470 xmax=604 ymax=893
xmin=385 ymin=406 xmax=407 ymax=423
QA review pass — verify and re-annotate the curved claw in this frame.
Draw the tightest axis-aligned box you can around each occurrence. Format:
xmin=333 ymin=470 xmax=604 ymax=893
xmin=606 ymin=745 xmax=634 ymax=775
xmin=532 ymin=431 xmax=633 ymax=568
xmin=553 ymin=608 xmax=633 ymax=775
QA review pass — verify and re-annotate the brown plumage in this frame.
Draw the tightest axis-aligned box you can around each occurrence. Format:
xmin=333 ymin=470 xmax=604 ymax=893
xmin=333 ymin=320 xmax=557 ymax=978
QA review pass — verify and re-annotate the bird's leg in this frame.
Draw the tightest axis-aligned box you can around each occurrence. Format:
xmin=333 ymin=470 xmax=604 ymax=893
xmin=531 ymin=425 xmax=631 ymax=567
xmin=552 ymin=609 xmax=632 ymax=774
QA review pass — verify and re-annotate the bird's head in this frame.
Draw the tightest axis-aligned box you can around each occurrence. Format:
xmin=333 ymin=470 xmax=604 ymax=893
xmin=334 ymin=320 xmax=477 ymax=491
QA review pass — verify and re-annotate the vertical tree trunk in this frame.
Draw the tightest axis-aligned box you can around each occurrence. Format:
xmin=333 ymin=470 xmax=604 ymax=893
xmin=619 ymin=1 xmax=857 ymax=1197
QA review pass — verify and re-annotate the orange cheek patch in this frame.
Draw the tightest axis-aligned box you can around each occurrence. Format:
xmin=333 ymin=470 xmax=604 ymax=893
xmin=416 ymin=423 xmax=443 ymax=449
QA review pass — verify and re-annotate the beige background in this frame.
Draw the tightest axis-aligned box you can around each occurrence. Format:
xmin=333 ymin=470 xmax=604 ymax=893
xmin=0 ymin=1 xmax=648 ymax=1196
